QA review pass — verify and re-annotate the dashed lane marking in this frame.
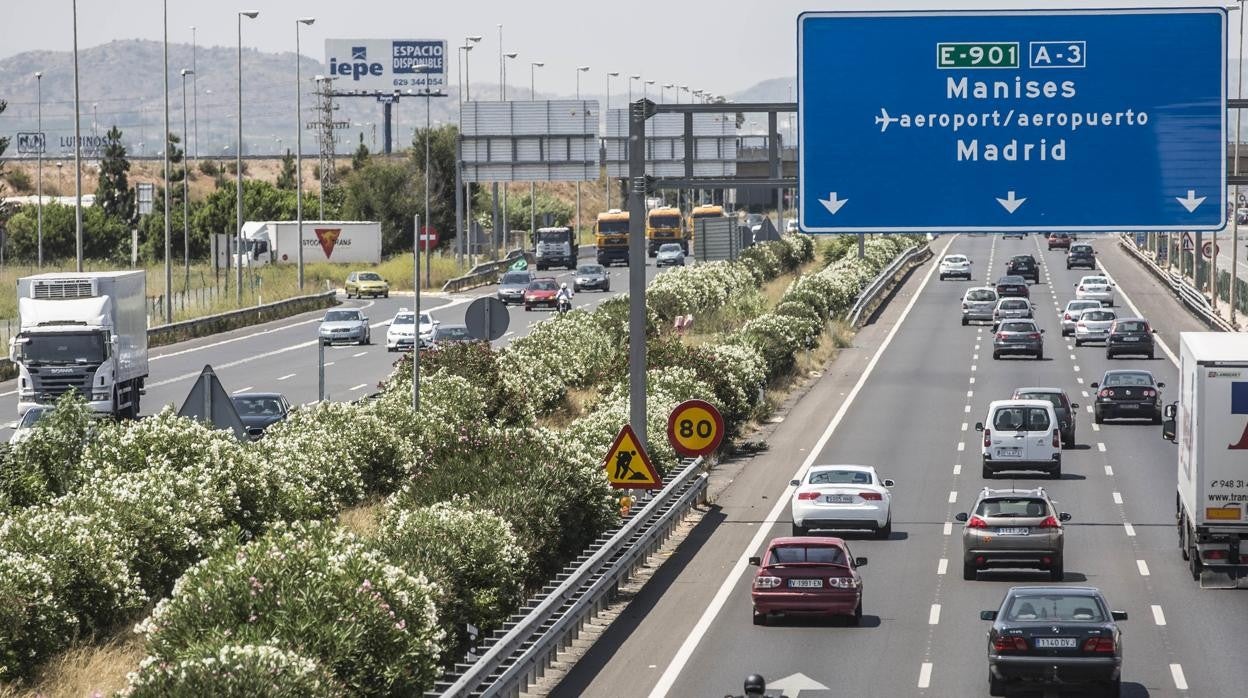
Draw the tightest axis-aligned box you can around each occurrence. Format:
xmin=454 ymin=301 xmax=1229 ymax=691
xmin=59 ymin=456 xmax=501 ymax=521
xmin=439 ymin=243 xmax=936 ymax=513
xmin=953 ymin=464 xmax=962 ymax=475
xmin=928 ymin=604 xmax=941 ymax=625
xmin=1170 ymin=664 xmax=1188 ymax=690
xmin=1098 ymin=442 xmax=1107 ymax=452
xmin=948 ymin=491 xmax=958 ymax=503
xmin=277 ymin=373 xmax=295 ymax=381
xmin=1137 ymin=559 xmax=1151 ymax=576
xmin=957 ymin=442 xmax=965 ymax=452
xmin=937 ymin=558 xmax=948 ymax=575
xmin=1124 ymin=522 xmax=1136 ymax=537
xmin=350 ymin=383 xmax=368 ymax=391
xmin=1104 ymin=465 xmax=1114 ymax=476
xmin=918 ymin=663 xmax=933 ymax=689
xmin=352 ymin=351 xmax=367 ymax=358
xmin=1152 ymin=605 xmax=1167 ymax=626
xmin=1113 ymin=492 xmax=1124 ymax=504
xmin=943 ymin=522 xmax=953 ymax=536
xmin=232 ymin=386 xmax=253 ymax=394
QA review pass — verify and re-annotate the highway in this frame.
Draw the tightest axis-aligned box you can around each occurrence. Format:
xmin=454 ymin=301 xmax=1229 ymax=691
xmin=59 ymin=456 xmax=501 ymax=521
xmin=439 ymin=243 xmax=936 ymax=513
xmin=0 ymin=260 xmax=660 ymax=429
xmin=554 ymin=234 xmax=1243 ymax=698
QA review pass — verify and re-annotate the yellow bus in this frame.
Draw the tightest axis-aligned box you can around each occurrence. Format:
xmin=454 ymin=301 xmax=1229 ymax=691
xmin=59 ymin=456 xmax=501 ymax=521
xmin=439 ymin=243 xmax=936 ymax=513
xmin=595 ymin=209 xmax=631 ymax=266
xmin=687 ymin=204 xmax=727 ymax=254
xmin=645 ymin=206 xmax=686 ymax=257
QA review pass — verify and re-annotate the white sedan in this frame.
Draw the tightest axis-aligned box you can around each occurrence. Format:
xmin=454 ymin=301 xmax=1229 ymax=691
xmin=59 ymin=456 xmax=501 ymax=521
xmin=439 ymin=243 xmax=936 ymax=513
xmin=385 ymin=309 xmax=437 ymax=352
xmin=1074 ymin=275 xmax=1115 ymax=307
xmin=789 ymin=464 xmax=895 ymax=539
xmin=1074 ymin=307 xmax=1117 ymax=346
xmin=939 ymin=254 xmax=973 ymax=280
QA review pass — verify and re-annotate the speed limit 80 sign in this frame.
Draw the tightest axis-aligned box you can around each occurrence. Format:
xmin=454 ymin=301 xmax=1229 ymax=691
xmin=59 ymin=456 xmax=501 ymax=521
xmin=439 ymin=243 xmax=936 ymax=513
xmin=666 ymin=399 xmax=725 ymax=458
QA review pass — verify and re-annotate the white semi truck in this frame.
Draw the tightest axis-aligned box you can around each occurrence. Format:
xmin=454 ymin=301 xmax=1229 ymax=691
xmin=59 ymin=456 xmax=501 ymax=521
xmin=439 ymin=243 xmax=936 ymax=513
xmin=230 ymin=220 xmax=383 ymax=268
xmin=10 ymin=271 xmax=149 ymax=418
xmin=1165 ymin=332 xmax=1248 ymax=587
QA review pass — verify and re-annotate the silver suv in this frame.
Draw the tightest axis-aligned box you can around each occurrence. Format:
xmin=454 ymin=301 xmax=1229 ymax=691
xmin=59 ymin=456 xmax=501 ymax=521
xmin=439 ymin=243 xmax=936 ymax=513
xmin=956 ymin=487 xmax=1071 ymax=582
xmin=961 ymin=287 xmax=999 ymax=326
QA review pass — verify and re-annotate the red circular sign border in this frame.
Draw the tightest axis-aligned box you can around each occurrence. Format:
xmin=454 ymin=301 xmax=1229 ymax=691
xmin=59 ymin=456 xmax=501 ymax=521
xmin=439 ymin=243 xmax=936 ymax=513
xmin=666 ymin=399 xmax=725 ymax=458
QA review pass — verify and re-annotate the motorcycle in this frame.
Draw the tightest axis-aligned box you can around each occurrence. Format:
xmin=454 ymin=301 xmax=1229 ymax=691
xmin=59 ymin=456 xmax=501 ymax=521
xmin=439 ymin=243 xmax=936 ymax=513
xmin=557 ymin=295 xmax=572 ymax=315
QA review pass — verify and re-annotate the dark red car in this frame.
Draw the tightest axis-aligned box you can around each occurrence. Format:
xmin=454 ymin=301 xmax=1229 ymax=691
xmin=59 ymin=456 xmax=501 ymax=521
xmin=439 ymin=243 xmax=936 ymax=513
xmin=749 ymin=536 xmax=866 ymax=626
xmin=523 ymin=277 xmax=560 ymax=311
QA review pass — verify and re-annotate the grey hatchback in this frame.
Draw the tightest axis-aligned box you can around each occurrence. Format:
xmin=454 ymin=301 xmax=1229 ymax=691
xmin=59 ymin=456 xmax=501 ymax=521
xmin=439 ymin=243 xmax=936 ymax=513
xmin=957 ymin=487 xmax=1071 ymax=581
xmin=992 ymin=319 xmax=1044 ymax=360
xmin=497 ymin=270 xmax=535 ymax=305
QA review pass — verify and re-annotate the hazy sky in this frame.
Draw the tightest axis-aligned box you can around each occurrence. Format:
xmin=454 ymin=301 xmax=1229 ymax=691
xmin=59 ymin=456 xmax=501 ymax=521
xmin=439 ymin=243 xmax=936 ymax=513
xmin=0 ymin=0 xmax=1235 ymax=98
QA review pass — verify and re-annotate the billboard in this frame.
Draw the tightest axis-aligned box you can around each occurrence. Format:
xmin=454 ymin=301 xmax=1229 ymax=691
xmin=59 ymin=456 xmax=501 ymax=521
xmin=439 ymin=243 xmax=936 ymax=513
xmin=460 ymin=100 xmax=600 ymax=182
xmin=324 ymin=39 xmax=446 ymax=93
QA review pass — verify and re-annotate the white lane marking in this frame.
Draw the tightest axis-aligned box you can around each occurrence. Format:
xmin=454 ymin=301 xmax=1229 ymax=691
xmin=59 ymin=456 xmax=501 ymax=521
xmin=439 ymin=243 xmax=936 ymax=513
xmin=324 ymin=361 xmax=336 ymax=367
xmin=960 ymin=423 xmax=968 ymax=432
xmin=352 ymin=351 xmax=367 ymax=358
xmin=1104 ymin=465 xmax=1114 ymax=476
xmin=953 ymin=464 xmax=962 ymax=475
xmin=1085 ymin=402 xmax=1092 ymax=410
xmin=957 ymin=442 xmax=965 ymax=452
xmin=1137 ymin=559 xmax=1151 ymax=576
xmin=276 ymin=373 xmax=295 ymax=381
xmin=937 ymin=558 xmax=948 ymax=575
xmin=646 ymin=237 xmax=956 ymax=698
xmin=1073 ymin=365 xmax=1080 ymax=372
xmin=943 ymin=522 xmax=953 ymax=536
xmin=1170 ymin=664 xmax=1188 ymax=690
xmin=349 ymin=383 xmax=368 ymax=391
xmin=975 ymin=344 xmax=980 ymax=350
xmin=1124 ymin=522 xmax=1136 ymax=537
xmin=1098 ymin=259 xmax=1180 ymax=367
xmin=928 ymin=604 xmax=941 ymax=625
xmin=1092 ymin=423 xmax=1101 ymax=432
xmin=967 ymin=390 xmax=974 ymax=397
xmin=948 ymin=491 xmax=958 ymax=503
xmin=1067 ymin=343 xmax=1074 ymax=350
xmin=1070 ymin=354 xmax=1077 ymax=360
xmin=1098 ymin=442 xmax=1107 ymax=452
xmin=1152 ymin=604 xmax=1167 ymax=626
xmin=1076 ymin=377 xmax=1085 ymax=384
xmin=969 ymin=377 xmax=976 ymax=384
xmin=502 ymin=331 xmax=515 ymax=337
xmin=232 ymin=386 xmax=254 ymax=394
xmin=1113 ymin=492 xmax=1124 ymax=504
xmin=303 ymin=400 xmax=319 ymax=407
xmin=971 ymin=364 xmax=977 ymax=372
xmin=972 ymin=353 xmax=979 ymax=360
xmin=917 ymin=663 xmax=933 ymax=689
xmin=964 ymin=405 xmax=971 ymax=413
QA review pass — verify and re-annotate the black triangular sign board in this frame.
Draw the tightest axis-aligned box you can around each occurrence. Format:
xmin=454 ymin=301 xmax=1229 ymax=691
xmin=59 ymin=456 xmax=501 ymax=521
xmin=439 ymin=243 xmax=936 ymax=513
xmin=178 ymin=365 xmax=248 ymax=441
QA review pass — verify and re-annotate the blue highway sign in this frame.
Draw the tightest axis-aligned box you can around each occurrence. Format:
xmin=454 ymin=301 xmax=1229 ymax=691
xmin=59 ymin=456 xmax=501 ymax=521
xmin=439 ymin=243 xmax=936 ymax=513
xmin=798 ymin=9 xmax=1226 ymax=233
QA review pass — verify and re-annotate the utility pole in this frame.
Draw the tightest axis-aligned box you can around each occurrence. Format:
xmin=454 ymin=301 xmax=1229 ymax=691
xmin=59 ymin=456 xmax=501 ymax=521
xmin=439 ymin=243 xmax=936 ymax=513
xmin=296 ymin=17 xmax=315 ymax=290
xmin=72 ymin=0 xmax=83 ymax=272
xmin=181 ymin=68 xmax=194 ymax=291
xmin=237 ymin=10 xmax=260 ymax=305
xmin=35 ymin=71 xmax=43 ymax=268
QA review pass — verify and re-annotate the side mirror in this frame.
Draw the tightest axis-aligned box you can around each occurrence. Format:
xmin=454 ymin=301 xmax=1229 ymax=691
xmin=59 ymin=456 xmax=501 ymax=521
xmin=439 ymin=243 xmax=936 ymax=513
xmin=362 ymin=316 xmax=369 ymax=322
xmin=854 ymin=557 xmax=868 ymax=567
xmin=980 ymin=610 xmax=998 ymax=621
xmin=1111 ymin=611 xmax=1129 ymax=621
xmin=1059 ymin=512 xmax=1072 ymax=522
xmin=1164 ymin=403 xmax=1177 ymax=419
xmin=789 ymin=479 xmax=800 ymax=487
xmin=882 ymin=478 xmax=896 ymax=488
xmin=1157 ymin=382 xmax=1165 ymax=389
xmin=1040 ymin=329 xmax=1046 ymax=334
xmin=974 ymin=422 xmax=985 ymax=432
xmin=1090 ymin=382 xmax=1100 ymax=389
xmin=954 ymin=512 xmax=969 ymax=522
xmin=748 ymin=556 xmax=761 ymax=566
xmin=1162 ymin=419 xmax=1177 ymax=442
xmin=1152 ymin=328 xmax=1158 ymax=334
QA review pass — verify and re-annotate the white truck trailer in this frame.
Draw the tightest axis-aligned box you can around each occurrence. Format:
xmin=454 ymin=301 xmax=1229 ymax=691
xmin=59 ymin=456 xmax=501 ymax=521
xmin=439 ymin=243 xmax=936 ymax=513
xmin=1166 ymin=332 xmax=1248 ymax=587
xmin=230 ymin=220 xmax=383 ymax=267
xmin=10 ymin=271 xmax=149 ymax=418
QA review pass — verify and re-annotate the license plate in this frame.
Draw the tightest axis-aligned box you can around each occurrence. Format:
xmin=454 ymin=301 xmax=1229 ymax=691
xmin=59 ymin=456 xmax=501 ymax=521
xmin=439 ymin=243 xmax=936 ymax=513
xmin=1120 ymin=403 xmax=1139 ymax=409
xmin=997 ymin=527 xmax=1030 ymax=536
xmin=997 ymin=447 xmax=1022 ymax=457
xmin=825 ymin=494 xmax=854 ymax=504
xmin=1126 ymin=336 xmax=1142 ymax=341
xmin=1034 ymin=637 xmax=1077 ymax=649
xmin=788 ymin=579 xmax=823 ymax=589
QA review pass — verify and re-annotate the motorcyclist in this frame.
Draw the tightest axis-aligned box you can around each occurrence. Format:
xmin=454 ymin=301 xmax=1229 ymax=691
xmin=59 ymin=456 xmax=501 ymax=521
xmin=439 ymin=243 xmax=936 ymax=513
xmin=556 ymin=282 xmax=574 ymax=313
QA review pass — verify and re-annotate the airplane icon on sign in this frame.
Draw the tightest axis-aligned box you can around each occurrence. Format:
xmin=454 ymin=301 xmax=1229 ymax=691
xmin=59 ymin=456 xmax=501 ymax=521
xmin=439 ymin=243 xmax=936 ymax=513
xmin=874 ymin=108 xmax=899 ymax=133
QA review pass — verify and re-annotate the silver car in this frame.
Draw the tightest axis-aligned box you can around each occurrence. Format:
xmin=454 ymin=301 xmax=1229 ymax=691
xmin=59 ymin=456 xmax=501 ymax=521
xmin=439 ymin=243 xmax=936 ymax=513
xmin=655 ymin=243 xmax=686 ymax=268
xmin=1060 ymin=300 xmax=1102 ymax=336
xmin=961 ymin=287 xmax=999 ymax=325
xmin=992 ymin=319 xmax=1044 ymax=360
xmin=573 ymin=264 xmax=610 ymax=292
xmin=319 ymin=308 xmax=370 ymax=346
xmin=1073 ymin=308 xmax=1116 ymax=346
xmin=956 ymin=487 xmax=1069 ymax=581
xmin=497 ymin=270 xmax=534 ymax=305
xmin=992 ymin=298 xmax=1034 ymax=325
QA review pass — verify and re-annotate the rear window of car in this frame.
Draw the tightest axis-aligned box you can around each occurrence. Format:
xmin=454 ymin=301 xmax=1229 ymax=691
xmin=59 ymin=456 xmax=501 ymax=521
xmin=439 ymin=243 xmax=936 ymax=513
xmin=967 ymin=290 xmax=997 ymax=301
xmin=1103 ymin=372 xmax=1154 ymax=387
xmin=1000 ymin=299 xmax=1028 ymax=309
xmin=808 ymin=470 xmax=873 ymax=485
xmin=999 ymin=321 xmax=1036 ymax=333
xmin=767 ymin=545 xmax=846 ymax=566
xmin=992 ymin=406 xmax=1051 ymax=431
xmin=1114 ymin=320 xmax=1147 ymax=333
xmin=945 ymin=256 xmax=968 ymax=263
xmin=975 ymin=497 xmax=1049 ymax=518
xmin=1005 ymin=594 xmax=1106 ymax=622
xmin=998 ymin=276 xmax=1025 ymax=285
xmin=1082 ymin=311 xmax=1114 ymax=321
xmin=1071 ymin=245 xmax=1092 ymax=254
xmin=1016 ymin=392 xmax=1068 ymax=409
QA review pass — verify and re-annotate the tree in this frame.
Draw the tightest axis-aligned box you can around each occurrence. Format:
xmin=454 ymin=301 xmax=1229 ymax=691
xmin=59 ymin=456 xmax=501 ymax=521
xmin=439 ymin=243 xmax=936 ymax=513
xmin=409 ymin=125 xmax=459 ymax=249
xmin=352 ymin=135 xmax=370 ymax=171
xmin=276 ymin=149 xmax=296 ymax=190
xmin=340 ymin=159 xmax=419 ymax=254
xmin=95 ymin=126 xmax=136 ymax=224
xmin=165 ymin=131 xmax=186 ymax=206
xmin=189 ymin=179 xmax=301 ymax=261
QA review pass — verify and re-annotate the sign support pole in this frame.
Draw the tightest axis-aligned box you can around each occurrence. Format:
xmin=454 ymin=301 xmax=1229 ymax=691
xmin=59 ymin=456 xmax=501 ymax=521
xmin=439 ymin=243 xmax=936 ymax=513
xmin=317 ymin=335 xmax=325 ymax=402
xmin=628 ymin=99 xmax=649 ymax=446
xmin=414 ymin=213 xmax=421 ymax=413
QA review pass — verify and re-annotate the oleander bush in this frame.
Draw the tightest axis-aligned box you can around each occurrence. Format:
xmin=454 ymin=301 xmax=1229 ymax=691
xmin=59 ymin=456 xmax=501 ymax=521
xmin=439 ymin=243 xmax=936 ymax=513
xmin=0 ymin=391 xmax=96 ymax=508
xmin=134 ymin=521 xmax=443 ymax=696
xmin=122 ymin=644 xmax=344 ymax=697
xmin=0 ymin=550 xmax=79 ymax=682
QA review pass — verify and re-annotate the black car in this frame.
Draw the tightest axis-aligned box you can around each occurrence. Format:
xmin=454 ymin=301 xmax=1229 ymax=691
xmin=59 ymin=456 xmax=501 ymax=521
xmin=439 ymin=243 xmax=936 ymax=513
xmin=1105 ymin=317 xmax=1156 ymax=359
xmin=981 ymin=586 xmax=1126 ymax=697
xmin=230 ymin=392 xmax=292 ymax=440
xmin=1090 ymin=370 xmax=1164 ymax=424
xmin=1013 ymin=387 xmax=1079 ymax=446
xmin=1005 ymin=254 xmax=1040 ymax=284
xmin=995 ymin=275 xmax=1031 ymax=299
xmin=1066 ymin=243 xmax=1096 ymax=270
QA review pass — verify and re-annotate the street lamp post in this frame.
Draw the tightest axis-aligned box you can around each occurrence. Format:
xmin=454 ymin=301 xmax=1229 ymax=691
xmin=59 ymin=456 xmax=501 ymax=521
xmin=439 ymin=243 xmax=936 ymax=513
xmin=237 ymin=10 xmax=260 ymax=305
xmin=457 ymin=39 xmax=479 ymax=268
xmin=606 ymin=71 xmax=618 ymax=209
xmin=35 ymin=71 xmax=43 ymax=268
xmin=204 ymin=88 xmax=212 ymax=153
xmin=576 ymin=66 xmax=589 ymax=244
xmin=162 ymin=0 xmax=173 ymax=322
xmin=530 ymin=62 xmax=544 ymax=243
xmin=629 ymin=74 xmax=640 ymax=103
xmin=181 ymin=68 xmax=194 ymax=291
xmin=72 ymin=0 xmax=83 ymax=271
xmin=644 ymin=79 xmax=655 ymax=102
xmin=296 ymin=16 xmax=315 ymax=291
xmin=661 ymin=83 xmax=672 ymax=104
xmin=191 ymin=25 xmax=198 ymax=164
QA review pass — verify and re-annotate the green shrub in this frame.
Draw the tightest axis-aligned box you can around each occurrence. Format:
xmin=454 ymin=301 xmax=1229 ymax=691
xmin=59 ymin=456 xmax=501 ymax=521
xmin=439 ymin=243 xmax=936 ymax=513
xmin=375 ymin=500 xmax=527 ymax=658
xmin=137 ymin=521 xmax=443 ymax=696
xmin=418 ymin=341 xmax=530 ymax=424
xmin=0 ymin=391 xmax=96 ymax=507
xmin=0 ymin=550 xmax=79 ymax=682
xmin=123 ymin=644 xmax=345 ymax=697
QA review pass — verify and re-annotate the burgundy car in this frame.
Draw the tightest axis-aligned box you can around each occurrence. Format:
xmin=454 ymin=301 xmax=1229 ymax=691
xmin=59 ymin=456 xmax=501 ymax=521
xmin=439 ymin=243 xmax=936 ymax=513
xmin=1047 ymin=232 xmax=1073 ymax=250
xmin=523 ymin=278 xmax=560 ymax=310
xmin=749 ymin=536 xmax=866 ymax=626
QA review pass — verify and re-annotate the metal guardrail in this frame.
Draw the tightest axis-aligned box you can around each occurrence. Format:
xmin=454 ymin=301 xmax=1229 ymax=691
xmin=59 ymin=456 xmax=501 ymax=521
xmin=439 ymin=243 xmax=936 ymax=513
xmin=429 ymin=456 xmax=708 ymax=697
xmin=440 ymin=246 xmax=599 ymax=294
xmin=846 ymin=242 xmax=933 ymax=327
xmin=1116 ymin=235 xmax=1237 ymax=332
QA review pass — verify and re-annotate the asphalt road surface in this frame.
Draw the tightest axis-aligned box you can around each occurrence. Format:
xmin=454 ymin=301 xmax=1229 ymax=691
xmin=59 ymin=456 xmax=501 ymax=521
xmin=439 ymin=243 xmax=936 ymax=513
xmin=554 ymin=233 xmax=1237 ymax=698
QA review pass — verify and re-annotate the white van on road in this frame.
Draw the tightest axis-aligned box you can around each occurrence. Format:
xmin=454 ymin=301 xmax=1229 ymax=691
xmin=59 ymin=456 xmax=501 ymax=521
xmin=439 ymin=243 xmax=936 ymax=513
xmin=976 ymin=400 xmax=1063 ymax=479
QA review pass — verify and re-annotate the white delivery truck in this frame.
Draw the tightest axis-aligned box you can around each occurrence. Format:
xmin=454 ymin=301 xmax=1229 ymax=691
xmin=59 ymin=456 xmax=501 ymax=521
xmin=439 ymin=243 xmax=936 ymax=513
xmin=231 ymin=220 xmax=382 ymax=268
xmin=10 ymin=271 xmax=148 ymax=419
xmin=1165 ymin=332 xmax=1248 ymax=587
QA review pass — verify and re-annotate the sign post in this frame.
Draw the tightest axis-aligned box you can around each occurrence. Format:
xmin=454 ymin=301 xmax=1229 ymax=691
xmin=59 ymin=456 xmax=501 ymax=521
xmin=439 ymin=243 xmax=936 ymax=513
xmin=798 ymin=8 xmax=1226 ymax=233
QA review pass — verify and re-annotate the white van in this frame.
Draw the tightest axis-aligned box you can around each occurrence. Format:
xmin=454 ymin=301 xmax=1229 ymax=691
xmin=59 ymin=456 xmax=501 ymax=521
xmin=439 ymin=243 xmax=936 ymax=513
xmin=975 ymin=400 xmax=1063 ymax=479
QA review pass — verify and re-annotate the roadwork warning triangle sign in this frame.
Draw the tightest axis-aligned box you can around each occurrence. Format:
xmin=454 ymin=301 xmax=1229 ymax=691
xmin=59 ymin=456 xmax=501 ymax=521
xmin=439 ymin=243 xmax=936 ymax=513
xmin=603 ymin=424 xmax=661 ymax=490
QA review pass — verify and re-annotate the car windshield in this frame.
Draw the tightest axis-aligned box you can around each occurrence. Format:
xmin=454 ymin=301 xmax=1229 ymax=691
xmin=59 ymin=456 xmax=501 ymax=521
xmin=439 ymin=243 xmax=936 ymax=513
xmin=999 ymin=321 xmax=1036 ymax=333
xmin=392 ymin=314 xmax=414 ymax=325
xmin=528 ymin=279 xmax=558 ymax=291
xmin=231 ymin=396 xmax=286 ymax=416
xmin=436 ymin=326 xmax=471 ymax=340
xmin=418 ymin=313 xmax=432 ymax=326
xmin=1016 ymin=392 xmax=1067 ymax=409
xmin=598 ymin=219 xmax=629 ymax=234
xmin=1082 ymin=310 xmax=1115 ymax=322
xmin=324 ymin=311 xmax=361 ymax=322
xmin=1005 ymin=594 xmax=1106 ymax=622
xmin=650 ymin=215 xmax=682 ymax=228
xmin=1103 ymin=372 xmax=1155 ymax=387
xmin=976 ymin=497 xmax=1049 ymax=518
xmin=767 ymin=545 xmax=847 ymax=566
xmin=659 ymin=244 xmax=683 ymax=253
xmin=18 ymin=407 xmax=51 ymax=429
xmin=808 ymin=469 xmax=873 ymax=485
xmin=501 ymin=272 xmax=532 ymax=285
xmin=992 ymin=406 xmax=1051 ymax=431
xmin=357 ymin=272 xmax=382 ymax=281
xmin=967 ymin=290 xmax=997 ymax=301
xmin=1115 ymin=320 xmax=1147 ymax=333
xmin=577 ymin=265 xmax=604 ymax=275
xmin=17 ymin=332 xmax=107 ymax=365
xmin=537 ymin=230 xmax=570 ymax=243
